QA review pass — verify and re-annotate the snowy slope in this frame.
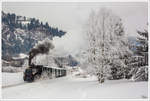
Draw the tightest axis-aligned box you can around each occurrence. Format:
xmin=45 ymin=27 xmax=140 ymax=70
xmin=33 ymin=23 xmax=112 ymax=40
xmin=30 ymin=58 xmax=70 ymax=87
xmin=2 ymin=72 xmax=148 ymax=99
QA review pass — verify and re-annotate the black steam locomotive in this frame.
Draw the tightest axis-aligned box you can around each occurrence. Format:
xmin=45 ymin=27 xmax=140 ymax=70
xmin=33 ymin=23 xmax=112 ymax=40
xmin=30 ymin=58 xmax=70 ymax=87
xmin=23 ymin=51 xmax=66 ymax=82
xmin=23 ymin=64 xmax=67 ymax=82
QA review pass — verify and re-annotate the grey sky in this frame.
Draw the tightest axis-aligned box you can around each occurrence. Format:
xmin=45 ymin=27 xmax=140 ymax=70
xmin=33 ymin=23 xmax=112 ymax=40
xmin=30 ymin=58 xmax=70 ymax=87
xmin=2 ymin=2 xmax=148 ymax=56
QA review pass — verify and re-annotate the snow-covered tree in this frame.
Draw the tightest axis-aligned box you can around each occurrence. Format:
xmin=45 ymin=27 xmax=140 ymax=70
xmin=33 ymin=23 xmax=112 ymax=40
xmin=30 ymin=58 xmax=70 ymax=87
xmin=130 ymin=30 xmax=148 ymax=81
xmin=85 ymin=8 xmax=132 ymax=83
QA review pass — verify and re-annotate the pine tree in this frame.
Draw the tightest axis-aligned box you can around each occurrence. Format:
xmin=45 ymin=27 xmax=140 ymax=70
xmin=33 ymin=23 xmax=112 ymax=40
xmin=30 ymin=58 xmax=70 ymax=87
xmin=136 ymin=30 xmax=148 ymax=66
xmin=131 ymin=30 xmax=148 ymax=81
xmin=45 ymin=22 xmax=49 ymax=29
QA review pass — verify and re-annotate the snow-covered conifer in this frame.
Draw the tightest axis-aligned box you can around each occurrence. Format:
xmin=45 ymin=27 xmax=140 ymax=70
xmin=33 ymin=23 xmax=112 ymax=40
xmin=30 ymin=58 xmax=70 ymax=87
xmin=130 ymin=30 xmax=148 ymax=81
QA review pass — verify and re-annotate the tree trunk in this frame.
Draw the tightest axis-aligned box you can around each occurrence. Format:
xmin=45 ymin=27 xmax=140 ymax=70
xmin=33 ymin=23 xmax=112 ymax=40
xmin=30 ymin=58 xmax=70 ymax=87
xmin=97 ymin=72 xmax=105 ymax=83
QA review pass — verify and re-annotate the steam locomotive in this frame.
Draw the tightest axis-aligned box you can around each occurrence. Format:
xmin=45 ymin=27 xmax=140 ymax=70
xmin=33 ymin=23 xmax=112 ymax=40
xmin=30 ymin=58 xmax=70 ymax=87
xmin=23 ymin=64 xmax=67 ymax=82
xmin=23 ymin=50 xmax=66 ymax=82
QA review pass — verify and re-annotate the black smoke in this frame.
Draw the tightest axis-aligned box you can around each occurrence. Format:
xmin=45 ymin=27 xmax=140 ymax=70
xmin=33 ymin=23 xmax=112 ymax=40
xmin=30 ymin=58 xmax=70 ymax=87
xmin=29 ymin=41 xmax=54 ymax=66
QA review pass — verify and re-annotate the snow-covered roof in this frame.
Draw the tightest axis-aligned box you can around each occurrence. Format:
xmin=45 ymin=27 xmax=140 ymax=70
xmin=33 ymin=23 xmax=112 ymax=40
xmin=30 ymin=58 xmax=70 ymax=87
xmin=12 ymin=53 xmax=28 ymax=60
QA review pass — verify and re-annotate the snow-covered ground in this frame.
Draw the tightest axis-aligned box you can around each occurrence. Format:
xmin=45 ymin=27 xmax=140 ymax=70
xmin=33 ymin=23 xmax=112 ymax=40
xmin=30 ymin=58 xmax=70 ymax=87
xmin=2 ymin=72 xmax=148 ymax=99
xmin=2 ymin=72 xmax=24 ymax=87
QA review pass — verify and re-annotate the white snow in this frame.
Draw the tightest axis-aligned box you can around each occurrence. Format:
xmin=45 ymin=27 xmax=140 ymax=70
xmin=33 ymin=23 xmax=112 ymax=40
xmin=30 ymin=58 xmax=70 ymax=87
xmin=2 ymin=72 xmax=148 ymax=99
xmin=16 ymin=28 xmax=25 ymax=35
xmin=21 ymin=21 xmax=30 ymax=25
xmin=13 ymin=29 xmax=26 ymax=44
xmin=12 ymin=53 xmax=28 ymax=59
xmin=18 ymin=36 xmax=24 ymax=44
xmin=19 ymin=53 xmax=28 ymax=59
xmin=2 ymin=72 xmax=24 ymax=87
xmin=6 ymin=34 xmax=10 ymax=40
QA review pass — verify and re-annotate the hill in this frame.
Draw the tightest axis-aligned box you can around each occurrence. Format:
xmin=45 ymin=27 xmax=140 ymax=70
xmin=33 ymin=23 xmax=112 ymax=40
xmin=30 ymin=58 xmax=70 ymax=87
xmin=2 ymin=11 xmax=66 ymax=60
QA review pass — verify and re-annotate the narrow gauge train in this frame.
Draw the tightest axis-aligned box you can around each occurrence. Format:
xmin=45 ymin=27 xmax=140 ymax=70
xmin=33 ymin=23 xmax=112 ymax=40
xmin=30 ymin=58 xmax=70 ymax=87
xmin=23 ymin=64 xmax=67 ymax=82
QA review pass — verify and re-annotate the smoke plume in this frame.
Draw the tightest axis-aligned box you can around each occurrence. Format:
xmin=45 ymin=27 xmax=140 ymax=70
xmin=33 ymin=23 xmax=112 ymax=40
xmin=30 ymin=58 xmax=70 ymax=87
xmin=29 ymin=40 xmax=54 ymax=66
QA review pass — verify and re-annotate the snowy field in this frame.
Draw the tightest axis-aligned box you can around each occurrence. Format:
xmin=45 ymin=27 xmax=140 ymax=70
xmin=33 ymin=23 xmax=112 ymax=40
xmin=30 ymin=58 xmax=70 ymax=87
xmin=2 ymin=72 xmax=148 ymax=99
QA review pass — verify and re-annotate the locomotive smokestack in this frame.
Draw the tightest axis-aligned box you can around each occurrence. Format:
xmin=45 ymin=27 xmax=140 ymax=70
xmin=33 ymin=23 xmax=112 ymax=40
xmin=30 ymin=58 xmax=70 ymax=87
xmin=29 ymin=40 xmax=54 ymax=66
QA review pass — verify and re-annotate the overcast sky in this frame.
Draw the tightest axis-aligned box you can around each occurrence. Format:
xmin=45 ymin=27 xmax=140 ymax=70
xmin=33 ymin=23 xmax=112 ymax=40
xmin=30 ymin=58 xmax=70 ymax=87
xmin=2 ymin=2 xmax=148 ymax=56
